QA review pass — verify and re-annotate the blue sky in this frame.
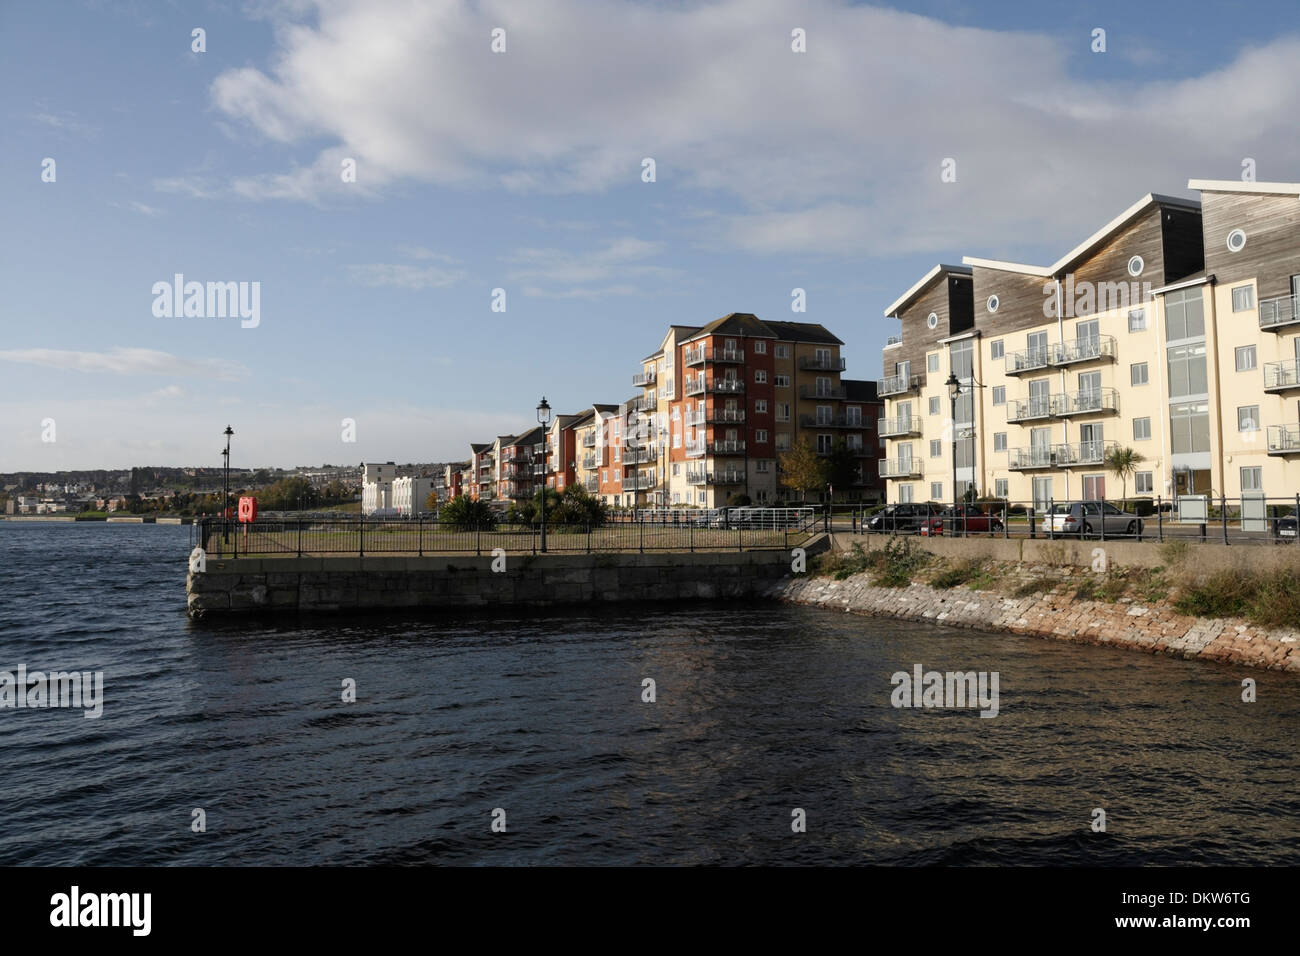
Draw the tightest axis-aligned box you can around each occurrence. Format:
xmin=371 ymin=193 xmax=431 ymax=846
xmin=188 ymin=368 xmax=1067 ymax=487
xmin=3 ymin=0 xmax=1298 ymax=470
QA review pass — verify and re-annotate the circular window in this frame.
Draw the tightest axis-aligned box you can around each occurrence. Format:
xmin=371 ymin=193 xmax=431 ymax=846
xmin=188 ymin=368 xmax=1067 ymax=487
xmin=1226 ymin=228 xmax=1247 ymax=252
xmin=1127 ymin=255 xmax=1144 ymax=277
xmin=926 ymin=312 xmax=939 ymax=329
xmin=986 ymin=294 xmax=999 ymax=313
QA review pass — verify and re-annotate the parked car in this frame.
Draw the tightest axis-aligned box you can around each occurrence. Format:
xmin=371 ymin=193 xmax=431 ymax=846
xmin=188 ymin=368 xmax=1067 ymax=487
xmin=866 ymin=502 xmax=940 ymax=534
xmin=1045 ymin=501 xmax=1144 ymax=537
xmin=1272 ymin=510 xmax=1297 ymax=540
xmin=919 ymin=505 xmax=1004 ymax=536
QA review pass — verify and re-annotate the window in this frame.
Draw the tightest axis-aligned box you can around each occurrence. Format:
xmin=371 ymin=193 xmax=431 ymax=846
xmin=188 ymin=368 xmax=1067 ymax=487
xmin=929 ymin=439 xmax=941 ymax=458
xmin=1238 ymin=405 xmax=1259 ymax=432
xmin=931 ymin=482 xmax=944 ymax=500
xmin=899 ymin=485 xmax=913 ymax=503
xmin=601 ymin=470 xmax=607 ymax=482
xmin=672 ymin=433 xmax=680 ymax=448
xmin=990 ymin=340 xmax=1004 ymax=360
xmin=993 ymin=432 xmax=1007 ymax=452
xmin=1133 ymin=417 xmax=1151 ymax=441
xmin=1128 ymin=308 xmax=1146 ymax=331
xmin=775 ymin=344 xmax=790 ymax=359
xmin=671 ymin=406 xmax=680 ymax=420
xmin=1127 ymin=255 xmax=1145 ymax=277
xmin=756 ymin=460 xmax=770 ymax=473
xmin=816 ymin=405 xmax=832 ymax=425
xmin=927 ymin=353 xmax=939 ymax=372
xmin=672 ymin=463 xmax=680 ymax=476
xmin=1170 ymin=401 xmax=1211 ymax=455
xmin=992 ymin=386 xmax=1006 ymax=406
xmin=1135 ymin=472 xmax=1153 ymax=494
xmin=994 ymin=478 xmax=1008 ymax=498
xmin=1164 ymin=288 xmax=1205 ymax=340
xmin=756 ymin=430 xmax=768 ymax=443
xmin=774 ymin=374 xmax=790 ymax=388
xmin=1235 ymin=345 xmax=1257 ymax=371
xmin=1131 ymin=362 xmax=1148 ymax=386
xmin=1167 ymin=343 xmax=1208 ymax=397
xmin=987 ymin=295 xmax=1000 ymax=314
xmin=816 ymin=434 xmax=833 ymax=454
xmin=928 ymin=396 xmax=940 ymax=415
xmin=754 ymin=340 xmax=767 ymax=354
xmin=1231 ymin=286 xmax=1255 ymax=312
xmin=755 ymin=399 xmax=768 ymax=414
xmin=1241 ymin=466 xmax=1262 ymax=492
xmin=776 ymin=433 xmax=791 ymax=451
xmin=754 ymin=369 xmax=767 ymax=383
xmin=775 ymin=403 xmax=790 ymax=422
xmin=845 ymin=406 xmax=861 ymax=426
xmin=1226 ymin=228 xmax=1247 ymax=252
xmin=927 ymin=312 xmax=939 ymax=329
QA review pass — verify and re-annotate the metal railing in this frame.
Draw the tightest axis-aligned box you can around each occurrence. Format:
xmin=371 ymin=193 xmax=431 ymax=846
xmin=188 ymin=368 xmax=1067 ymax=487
xmin=195 ymin=509 xmax=818 ymax=557
xmin=799 ymin=356 xmax=846 ymax=371
xmin=684 ymin=347 xmax=744 ymax=365
xmin=798 ymin=384 xmax=847 ymax=400
xmin=1007 ymin=439 xmax=1118 ymax=469
xmin=879 ymin=373 xmax=921 ymax=396
xmin=878 ymin=416 xmax=921 ymax=437
xmin=1259 ymin=293 xmax=1300 ymax=329
xmin=632 ymin=369 xmax=656 ymax=386
xmin=1051 ymin=387 xmax=1119 ymax=417
xmin=849 ymin=494 xmax=1300 ymax=546
xmin=1005 ymin=347 xmax=1050 ymax=375
xmin=879 ymin=458 xmax=923 ymax=478
xmin=1266 ymin=423 xmax=1300 ymax=454
xmin=1264 ymin=359 xmax=1300 ymax=392
xmin=1007 ymin=396 xmax=1053 ymax=423
xmin=1049 ymin=335 xmax=1117 ymax=366
xmin=798 ymin=413 xmax=864 ymax=428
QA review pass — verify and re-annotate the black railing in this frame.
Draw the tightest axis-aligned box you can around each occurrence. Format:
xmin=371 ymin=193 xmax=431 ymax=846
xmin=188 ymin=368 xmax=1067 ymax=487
xmin=194 ymin=510 xmax=818 ymax=558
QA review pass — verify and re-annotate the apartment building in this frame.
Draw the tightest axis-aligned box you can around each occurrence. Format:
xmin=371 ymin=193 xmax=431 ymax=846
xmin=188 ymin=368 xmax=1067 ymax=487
xmin=497 ymin=427 xmax=544 ymax=501
xmin=1185 ymin=179 xmax=1300 ymax=501
xmin=390 ymin=475 xmax=434 ymax=516
xmin=468 ymin=443 xmax=493 ymax=501
xmin=878 ymin=182 xmax=1300 ymax=510
xmin=361 ymin=461 xmax=397 ymax=514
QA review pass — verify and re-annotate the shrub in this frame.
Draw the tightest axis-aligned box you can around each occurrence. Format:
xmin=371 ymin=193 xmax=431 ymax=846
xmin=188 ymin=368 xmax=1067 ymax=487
xmin=727 ymin=493 xmax=752 ymax=507
xmin=440 ymin=494 xmax=496 ymax=530
xmin=930 ymin=558 xmax=987 ymax=589
xmin=871 ymin=537 xmax=932 ymax=587
xmin=1012 ymin=575 xmax=1057 ymax=598
xmin=1158 ymin=539 xmax=1189 ymax=569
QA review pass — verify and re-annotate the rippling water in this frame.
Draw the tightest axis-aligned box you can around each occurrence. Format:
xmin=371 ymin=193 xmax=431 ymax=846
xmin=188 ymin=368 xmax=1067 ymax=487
xmin=1 ymin=522 xmax=1297 ymax=865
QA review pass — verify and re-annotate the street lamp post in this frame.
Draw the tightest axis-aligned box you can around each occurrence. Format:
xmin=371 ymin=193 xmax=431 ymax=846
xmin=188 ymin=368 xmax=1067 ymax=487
xmin=946 ymin=374 xmax=960 ymax=537
xmin=537 ymin=397 xmax=552 ymax=553
xmin=222 ymin=425 xmax=233 ymax=544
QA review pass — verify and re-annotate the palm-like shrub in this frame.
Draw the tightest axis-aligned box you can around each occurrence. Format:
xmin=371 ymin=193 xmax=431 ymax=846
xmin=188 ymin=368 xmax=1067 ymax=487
xmin=440 ymin=494 xmax=496 ymax=530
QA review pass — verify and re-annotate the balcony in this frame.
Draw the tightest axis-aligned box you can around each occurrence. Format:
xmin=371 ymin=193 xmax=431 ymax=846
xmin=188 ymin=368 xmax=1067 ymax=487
xmin=684 ymin=377 xmax=706 ymax=397
xmin=878 ymin=458 xmax=923 ymax=479
xmin=1007 ymin=440 xmax=1118 ymax=470
xmin=879 ymin=373 xmax=921 ymax=397
xmin=584 ymin=477 xmax=599 ymax=493
xmin=1051 ymin=388 xmax=1118 ymax=418
xmin=684 ymin=411 xmax=704 ymax=427
xmin=707 ymin=379 xmax=745 ymax=394
xmin=1005 ymin=347 xmax=1050 ymax=376
xmin=799 ymin=355 xmax=846 ymax=371
xmin=798 ymin=385 xmax=847 ymax=400
xmin=687 ymin=470 xmax=745 ymax=486
xmin=1264 ymin=359 xmax=1300 ymax=393
xmin=685 ymin=347 xmax=744 ymax=366
xmin=685 ymin=442 xmax=706 ymax=458
xmin=798 ymin=414 xmax=864 ymax=429
xmin=622 ymin=448 xmax=655 ymax=465
xmin=705 ymin=439 xmax=746 ymax=455
xmin=581 ymin=432 xmax=597 ymax=448
xmin=1049 ymin=335 xmax=1117 ymax=367
xmin=877 ymin=416 xmax=921 ymax=438
xmin=1007 ymin=396 xmax=1053 ymax=423
xmin=623 ymin=475 xmax=656 ymax=490
xmin=582 ymin=454 xmax=598 ymax=469
xmin=705 ymin=409 xmax=746 ymax=424
xmin=632 ymin=369 xmax=656 ymax=387
xmin=1259 ymin=294 xmax=1300 ymax=331
xmin=1267 ymin=424 xmax=1300 ymax=455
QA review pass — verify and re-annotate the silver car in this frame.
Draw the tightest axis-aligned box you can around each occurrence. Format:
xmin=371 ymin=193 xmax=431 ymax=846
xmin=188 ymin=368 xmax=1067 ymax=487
xmin=1045 ymin=501 xmax=1144 ymax=537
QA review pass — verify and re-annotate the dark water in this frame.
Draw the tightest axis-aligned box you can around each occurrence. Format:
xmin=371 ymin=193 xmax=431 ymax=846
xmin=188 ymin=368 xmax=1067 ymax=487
xmin=1 ymin=522 xmax=1297 ymax=866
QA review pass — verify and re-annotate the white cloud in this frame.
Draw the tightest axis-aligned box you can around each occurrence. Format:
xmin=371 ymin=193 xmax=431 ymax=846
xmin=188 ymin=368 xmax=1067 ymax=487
xmin=0 ymin=348 xmax=248 ymax=381
xmin=347 ymin=263 xmax=466 ymax=289
xmin=506 ymin=237 xmax=675 ymax=296
xmin=201 ymin=0 xmax=1300 ymax=257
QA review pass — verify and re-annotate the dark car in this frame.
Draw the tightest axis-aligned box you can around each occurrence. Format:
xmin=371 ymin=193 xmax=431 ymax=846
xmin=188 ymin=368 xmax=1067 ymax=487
xmin=920 ymin=505 xmax=1004 ymax=536
xmin=867 ymin=502 xmax=940 ymax=534
xmin=1272 ymin=510 xmax=1297 ymax=540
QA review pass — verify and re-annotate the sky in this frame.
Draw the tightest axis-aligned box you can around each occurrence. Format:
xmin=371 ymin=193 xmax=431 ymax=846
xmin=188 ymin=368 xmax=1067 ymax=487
xmin=3 ymin=0 xmax=1299 ymax=471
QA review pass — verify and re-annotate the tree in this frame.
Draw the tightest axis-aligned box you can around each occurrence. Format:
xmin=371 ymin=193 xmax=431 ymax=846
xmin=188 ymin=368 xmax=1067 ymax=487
xmin=1104 ymin=446 xmax=1145 ymax=502
xmin=440 ymin=494 xmax=496 ymax=530
xmin=425 ymin=489 xmax=440 ymax=511
xmin=779 ymin=439 xmax=828 ymax=502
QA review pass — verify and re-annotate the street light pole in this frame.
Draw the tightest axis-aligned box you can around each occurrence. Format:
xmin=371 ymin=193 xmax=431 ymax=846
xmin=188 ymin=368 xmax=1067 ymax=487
xmin=222 ymin=425 xmax=233 ymax=544
xmin=946 ymin=374 xmax=959 ymax=537
xmin=537 ymin=397 xmax=552 ymax=553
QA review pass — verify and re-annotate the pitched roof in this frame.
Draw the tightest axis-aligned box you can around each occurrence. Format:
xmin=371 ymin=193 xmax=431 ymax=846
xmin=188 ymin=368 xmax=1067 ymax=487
xmin=685 ymin=312 xmax=777 ymax=341
xmin=763 ymin=320 xmax=844 ymax=345
xmin=1188 ymin=179 xmax=1300 ymax=197
xmin=470 ymin=443 xmax=490 ymax=453
xmin=1048 ymin=192 xmax=1200 ymax=276
xmin=960 ymin=257 xmax=1052 ymax=277
xmin=884 ymin=264 xmax=972 ymax=318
